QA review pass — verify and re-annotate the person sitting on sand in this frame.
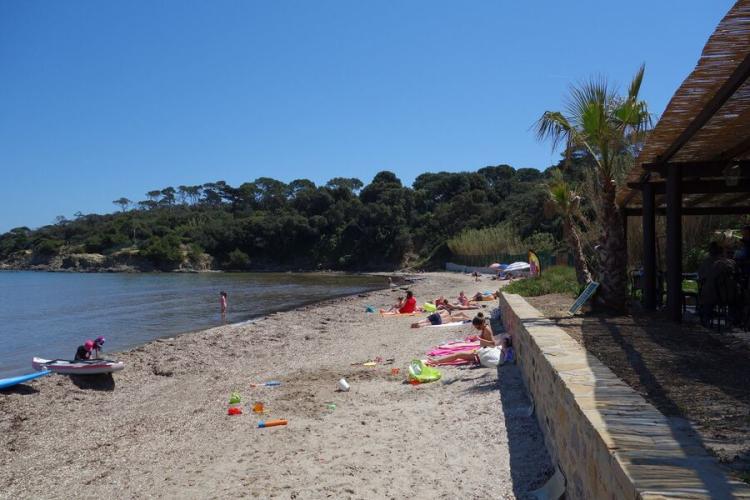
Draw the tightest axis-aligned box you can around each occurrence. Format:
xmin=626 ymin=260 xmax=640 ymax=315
xmin=427 ymin=314 xmax=509 ymax=367
xmin=74 ymin=340 xmax=94 ymax=361
xmin=435 ymin=296 xmax=450 ymax=309
xmin=399 ymin=291 xmax=417 ymax=314
xmin=381 ymin=296 xmax=405 ymax=313
xmin=457 ymin=291 xmax=469 ymax=306
xmin=411 ymin=309 xmax=471 ymax=328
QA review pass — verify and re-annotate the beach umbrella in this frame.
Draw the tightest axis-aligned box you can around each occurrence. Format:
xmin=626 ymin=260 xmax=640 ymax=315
xmin=489 ymin=263 xmax=501 ymax=269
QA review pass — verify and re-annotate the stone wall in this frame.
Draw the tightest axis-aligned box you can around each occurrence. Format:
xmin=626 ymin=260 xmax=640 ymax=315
xmin=499 ymin=292 xmax=750 ymax=499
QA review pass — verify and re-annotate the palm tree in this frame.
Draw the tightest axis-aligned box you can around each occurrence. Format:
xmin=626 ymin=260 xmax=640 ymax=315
xmin=546 ymin=169 xmax=592 ymax=286
xmin=535 ymin=65 xmax=651 ymax=312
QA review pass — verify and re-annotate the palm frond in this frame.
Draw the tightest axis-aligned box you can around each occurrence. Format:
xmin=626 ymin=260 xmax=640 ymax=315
xmin=627 ymin=63 xmax=646 ymax=102
xmin=535 ymin=111 xmax=574 ymax=151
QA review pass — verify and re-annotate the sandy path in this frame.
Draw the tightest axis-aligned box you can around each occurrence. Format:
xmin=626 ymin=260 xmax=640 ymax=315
xmin=1 ymin=272 xmax=552 ymax=499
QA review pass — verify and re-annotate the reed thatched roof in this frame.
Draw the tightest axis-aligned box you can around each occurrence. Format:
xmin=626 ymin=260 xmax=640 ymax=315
xmin=620 ymin=0 xmax=750 ymax=210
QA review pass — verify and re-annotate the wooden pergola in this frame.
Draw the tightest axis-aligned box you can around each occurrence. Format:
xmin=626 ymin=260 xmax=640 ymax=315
xmin=619 ymin=0 xmax=750 ymax=321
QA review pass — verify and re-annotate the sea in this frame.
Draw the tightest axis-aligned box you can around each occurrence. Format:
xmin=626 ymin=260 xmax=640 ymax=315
xmin=0 ymin=271 xmax=386 ymax=378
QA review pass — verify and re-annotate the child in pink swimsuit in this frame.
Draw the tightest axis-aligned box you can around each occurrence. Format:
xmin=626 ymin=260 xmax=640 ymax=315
xmin=220 ymin=291 xmax=228 ymax=314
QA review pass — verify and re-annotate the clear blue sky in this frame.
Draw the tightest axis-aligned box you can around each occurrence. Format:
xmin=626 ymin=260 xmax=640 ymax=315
xmin=0 ymin=0 xmax=736 ymax=232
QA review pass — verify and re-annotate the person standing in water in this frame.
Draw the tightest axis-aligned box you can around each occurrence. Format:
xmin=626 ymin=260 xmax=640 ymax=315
xmin=220 ymin=291 xmax=228 ymax=315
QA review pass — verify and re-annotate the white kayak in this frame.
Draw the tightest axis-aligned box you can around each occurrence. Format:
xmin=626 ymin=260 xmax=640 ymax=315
xmin=32 ymin=357 xmax=125 ymax=375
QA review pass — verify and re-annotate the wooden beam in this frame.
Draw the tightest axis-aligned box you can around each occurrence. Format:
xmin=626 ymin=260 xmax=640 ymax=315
xmin=625 ymin=205 xmax=750 ymax=216
xmin=626 ymin=179 xmax=750 ymax=194
xmin=654 ymin=53 xmax=750 ymax=164
xmin=642 ymin=183 xmax=657 ymax=310
xmin=665 ymin=164 xmax=682 ymax=322
xmin=642 ymin=160 xmax=750 ymax=178
xmin=684 ymin=193 xmax=715 ymax=208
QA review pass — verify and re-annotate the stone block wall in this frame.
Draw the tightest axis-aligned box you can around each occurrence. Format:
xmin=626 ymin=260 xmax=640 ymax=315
xmin=499 ymin=292 xmax=750 ymax=500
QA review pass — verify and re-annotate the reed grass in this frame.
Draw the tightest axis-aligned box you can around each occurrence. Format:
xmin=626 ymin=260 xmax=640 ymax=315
xmin=447 ymin=224 xmax=524 ymax=257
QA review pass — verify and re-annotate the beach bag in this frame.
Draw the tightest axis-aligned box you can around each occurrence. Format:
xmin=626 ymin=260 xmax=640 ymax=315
xmin=422 ymin=302 xmax=437 ymax=312
xmin=408 ymin=359 xmax=442 ymax=383
xmin=477 ymin=347 xmax=502 ymax=368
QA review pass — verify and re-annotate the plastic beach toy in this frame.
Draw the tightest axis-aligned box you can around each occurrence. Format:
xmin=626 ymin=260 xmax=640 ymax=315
xmin=229 ymin=392 xmax=242 ymax=404
xmin=250 ymin=381 xmax=281 ymax=388
xmin=408 ymin=359 xmax=441 ymax=383
xmin=258 ymin=419 xmax=288 ymax=428
xmin=227 ymin=406 xmax=242 ymax=415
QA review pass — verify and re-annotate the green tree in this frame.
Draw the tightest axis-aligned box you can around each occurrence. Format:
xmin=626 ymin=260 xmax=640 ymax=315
xmin=227 ymin=248 xmax=251 ymax=269
xmin=535 ymin=65 xmax=650 ymax=311
xmin=113 ymin=198 xmax=132 ymax=212
xmin=545 ymin=169 xmax=591 ymax=285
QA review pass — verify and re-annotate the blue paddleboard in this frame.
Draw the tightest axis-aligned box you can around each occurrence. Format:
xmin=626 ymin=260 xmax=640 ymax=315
xmin=0 ymin=370 xmax=51 ymax=390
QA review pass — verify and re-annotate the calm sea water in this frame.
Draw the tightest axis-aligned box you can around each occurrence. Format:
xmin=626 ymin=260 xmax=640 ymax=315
xmin=0 ymin=271 xmax=385 ymax=378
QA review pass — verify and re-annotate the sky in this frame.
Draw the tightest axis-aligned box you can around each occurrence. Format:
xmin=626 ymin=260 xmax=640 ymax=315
xmin=0 ymin=0 xmax=737 ymax=232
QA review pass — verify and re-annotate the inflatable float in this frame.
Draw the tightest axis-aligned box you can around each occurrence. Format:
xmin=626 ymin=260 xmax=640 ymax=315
xmin=32 ymin=357 xmax=125 ymax=375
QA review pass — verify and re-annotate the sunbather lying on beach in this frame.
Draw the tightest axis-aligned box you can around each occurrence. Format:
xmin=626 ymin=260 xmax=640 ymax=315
xmin=411 ymin=309 xmax=471 ymax=328
xmin=471 ymin=291 xmax=497 ymax=302
xmin=427 ymin=314 xmax=512 ymax=367
xmin=435 ymin=296 xmax=479 ymax=311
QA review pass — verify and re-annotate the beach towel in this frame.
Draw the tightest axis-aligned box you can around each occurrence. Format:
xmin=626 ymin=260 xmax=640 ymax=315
xmin=427 ymin=341 xmax=480 ymax=357
xmin=379 ymin=311 xmax=418 ymax=316
xmin=423 ymin=320 xmax=471 ymax=329
xmin=426 ymin=337 xmax=482 ymax=365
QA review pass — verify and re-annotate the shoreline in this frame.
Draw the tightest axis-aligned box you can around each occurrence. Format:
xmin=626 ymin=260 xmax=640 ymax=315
xmin=0 ymin=272 xmax=552 ymax=498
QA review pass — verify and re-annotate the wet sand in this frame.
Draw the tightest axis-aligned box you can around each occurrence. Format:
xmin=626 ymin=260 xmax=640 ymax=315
xmin=0 ymin=272 xmax=552 ymax=499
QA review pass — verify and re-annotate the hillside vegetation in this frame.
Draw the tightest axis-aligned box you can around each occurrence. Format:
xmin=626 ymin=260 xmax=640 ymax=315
xmin=0 ymin=165 xmax=563 ymax=271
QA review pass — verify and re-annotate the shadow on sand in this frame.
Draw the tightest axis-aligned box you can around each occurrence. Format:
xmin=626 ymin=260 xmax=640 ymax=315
xmin=69 ymin=373 xmax=116 ymax=391
xmin=0 ymin=384 xmax=40 ymax=395
xmin=464 ymin=363 xmax=554 ymax=498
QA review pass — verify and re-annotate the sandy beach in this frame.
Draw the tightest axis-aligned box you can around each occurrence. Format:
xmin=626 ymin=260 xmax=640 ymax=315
xmin=0 ymin=272 xmax=552 ymax=499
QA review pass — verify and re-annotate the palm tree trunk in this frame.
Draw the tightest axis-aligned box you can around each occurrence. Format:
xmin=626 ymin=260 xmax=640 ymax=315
xmin=595 ymin=180 xmax=628 ymax=313
xmin=564 ymin=219 xmax=592 ymax=286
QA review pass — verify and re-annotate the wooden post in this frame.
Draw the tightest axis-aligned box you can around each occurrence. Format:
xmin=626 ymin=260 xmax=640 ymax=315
xmin=642 ymin=183 xmax=656 ymax=310
xmin=666 ymin=164 xmax=682 ymax=322
xmin=622 ymin=210 xmax=628 ymax=265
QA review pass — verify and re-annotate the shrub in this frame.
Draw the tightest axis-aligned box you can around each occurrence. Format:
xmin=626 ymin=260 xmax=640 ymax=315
xmin=504 ymin=266 xmax=580 ymax=297
xmin=227 ymin=248 xmax=251 ymax=269
xmin=522 ymin=232 xmax=557 ymax=254
xmin=140 ymin=235 xmax=183 ymax=267
xmin=34 ymin=238 xmax=64 ymax=256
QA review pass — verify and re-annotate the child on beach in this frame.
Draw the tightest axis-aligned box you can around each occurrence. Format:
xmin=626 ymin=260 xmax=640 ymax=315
xmin=382 ymin=296 xmax=404 ymax=313
xmin=458 ymin=291 xmax=469 ymax=306
xmin=220 ymin=291 xmax=228 ymax=314
xmin=92 ymin=336 xmax=105 ymax=358
xmin=74 ymin=340 xmax=94 ymax=361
